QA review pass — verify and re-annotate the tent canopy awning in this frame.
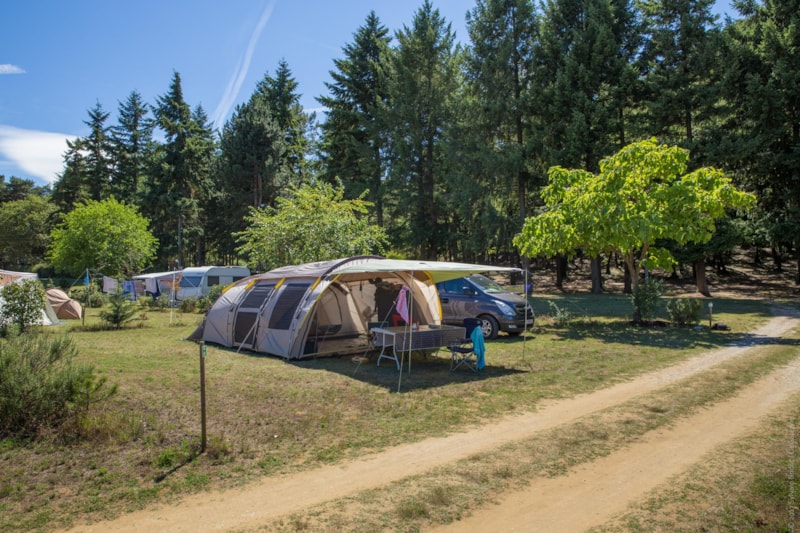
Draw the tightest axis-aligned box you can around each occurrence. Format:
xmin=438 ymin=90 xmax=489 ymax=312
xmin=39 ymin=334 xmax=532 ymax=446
xmin=333 ymin=259 xmax=520 ymax=284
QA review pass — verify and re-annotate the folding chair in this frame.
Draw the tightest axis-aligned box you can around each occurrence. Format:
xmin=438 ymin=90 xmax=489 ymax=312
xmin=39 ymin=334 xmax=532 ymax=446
xmin=449 ymin=318 xmax=483 ymax=372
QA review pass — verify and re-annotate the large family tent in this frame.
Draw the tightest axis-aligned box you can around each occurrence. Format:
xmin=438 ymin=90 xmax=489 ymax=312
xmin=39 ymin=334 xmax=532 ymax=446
xmin=191 ymin=256 xmax=518 ymax=360
xmin=0 ymin=269 xmax=59 ymax=326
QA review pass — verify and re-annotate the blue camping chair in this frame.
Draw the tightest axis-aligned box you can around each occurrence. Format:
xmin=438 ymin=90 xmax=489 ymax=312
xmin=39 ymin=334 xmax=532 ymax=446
xmin=449 ymin=318 xmax=485 ymax=372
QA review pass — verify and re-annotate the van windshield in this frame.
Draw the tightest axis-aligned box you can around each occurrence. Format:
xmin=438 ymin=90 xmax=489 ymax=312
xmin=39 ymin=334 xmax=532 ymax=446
xmin=468 ymin=274 xmax=505 ymax=294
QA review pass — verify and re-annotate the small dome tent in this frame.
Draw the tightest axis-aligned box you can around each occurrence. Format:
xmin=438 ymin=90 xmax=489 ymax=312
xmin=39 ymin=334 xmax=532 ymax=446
xmin=191 ymin=256 xmax=518 ymax=360
xmin=45 ymin=288 xmax=82 ymax=320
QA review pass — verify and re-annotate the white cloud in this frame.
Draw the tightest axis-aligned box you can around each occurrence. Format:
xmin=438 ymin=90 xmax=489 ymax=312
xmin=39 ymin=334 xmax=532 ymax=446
xmin=0 ymin=64 xmax=25 ymax=74
xmin=0 ymin=126 xmax=75 ymax=184
xmin=211 ymin=0 xmax=276 ymax=127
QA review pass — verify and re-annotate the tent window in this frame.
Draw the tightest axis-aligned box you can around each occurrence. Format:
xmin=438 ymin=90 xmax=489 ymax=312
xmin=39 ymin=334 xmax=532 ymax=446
xmin=240 ymin=283 xmax=274 ymax=309
xmin=269 ymin=283 xmax=310 ymax=330
xmin=234 ymin=312 xmax=259 ymax=345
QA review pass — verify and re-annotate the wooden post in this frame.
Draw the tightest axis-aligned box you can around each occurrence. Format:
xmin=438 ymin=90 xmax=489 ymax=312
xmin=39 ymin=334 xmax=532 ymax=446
xmin=200 ymin=341 xmax=207 ymax=453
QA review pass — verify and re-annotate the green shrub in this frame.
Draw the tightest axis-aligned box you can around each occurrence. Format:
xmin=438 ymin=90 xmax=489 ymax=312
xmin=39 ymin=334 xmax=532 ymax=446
xmin=198 ymin=284 xmax=225 ymax=313
xmin=68 ymin=285 xmax=105 ymax=308
xmin=630 ymin=277 xmax=665 ymax=322
xmin=547 ymin=300 xmax=573 ymax=326
xmin=156 ymin=293 xmax=172 ymax=310
xmin=667 ymin=297 xmax=702 ymax=326
xmin=179 ymin=298 xmax=198 ymax=313
xmin=0 ymin=333 xmax=116 ymax=438
xmin=99 ymin=288 xmax=138 ymax=329
xmin=0 ymin=279 xmax=46 ymax=334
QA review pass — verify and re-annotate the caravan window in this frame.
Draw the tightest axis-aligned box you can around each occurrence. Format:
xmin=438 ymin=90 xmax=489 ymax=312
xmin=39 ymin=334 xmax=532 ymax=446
xmin=207 ymin=275 xmax=219 ymax=286
xmin=268 ymin=283 xmax=310 ymax=330
xmin=180 ymin=275 xmax=202 ymax=288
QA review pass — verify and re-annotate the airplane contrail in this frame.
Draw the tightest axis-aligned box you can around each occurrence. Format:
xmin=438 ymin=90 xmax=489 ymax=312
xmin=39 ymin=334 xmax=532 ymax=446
xmin=211 ymin=0 xmax=276 ymax=127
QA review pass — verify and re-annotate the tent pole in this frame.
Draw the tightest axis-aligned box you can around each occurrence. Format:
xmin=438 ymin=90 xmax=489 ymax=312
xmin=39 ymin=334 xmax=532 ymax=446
xmin=522 ymin=267 xmax=529 ymax=361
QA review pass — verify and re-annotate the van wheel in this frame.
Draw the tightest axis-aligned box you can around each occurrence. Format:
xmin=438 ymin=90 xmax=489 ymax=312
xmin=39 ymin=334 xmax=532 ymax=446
xmin=479 ymin=315 xmax=499 ymax=340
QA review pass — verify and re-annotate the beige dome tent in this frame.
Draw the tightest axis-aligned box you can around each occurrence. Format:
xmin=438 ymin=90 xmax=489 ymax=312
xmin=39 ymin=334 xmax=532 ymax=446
xmin=190 ymin=256 xmax=518 ymax=360
xmin=45 ymin=288 xmax=83 ymax=320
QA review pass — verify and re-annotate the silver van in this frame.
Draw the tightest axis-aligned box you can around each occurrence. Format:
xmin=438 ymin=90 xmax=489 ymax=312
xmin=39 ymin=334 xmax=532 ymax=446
xmin=436 ymin=274 xmax=534 ymax=339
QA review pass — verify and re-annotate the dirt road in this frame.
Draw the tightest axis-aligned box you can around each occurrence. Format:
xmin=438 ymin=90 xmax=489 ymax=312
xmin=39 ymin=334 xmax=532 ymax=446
xmin=67 ymin=312 xmax=799 ymax=533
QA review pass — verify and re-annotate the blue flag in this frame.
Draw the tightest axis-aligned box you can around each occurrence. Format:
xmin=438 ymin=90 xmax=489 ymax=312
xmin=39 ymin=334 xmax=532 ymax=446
xmin=84 ymin=273 xmax=89 ymax=285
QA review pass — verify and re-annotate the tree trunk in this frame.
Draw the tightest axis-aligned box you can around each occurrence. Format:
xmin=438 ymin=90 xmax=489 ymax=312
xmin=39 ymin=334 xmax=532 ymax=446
xmin=694 ymin=257 xmax=710 ymax=296
xmin=772 ymin=247 xmax=783 ymax=271
xmin=796 ymin=256 xmax=799 ymax=286
xmin=590 ymin=256 xmax=603 ymax=294
xmin=555 ymin=254 xmax=568 ymax=291
xmin=623 ymin=263 xmax=632 ymax=294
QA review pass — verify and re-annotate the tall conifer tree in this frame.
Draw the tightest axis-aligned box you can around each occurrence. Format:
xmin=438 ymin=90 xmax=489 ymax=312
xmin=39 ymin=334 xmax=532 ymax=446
xmin=317 ymin=12 xmax=392 ymax=227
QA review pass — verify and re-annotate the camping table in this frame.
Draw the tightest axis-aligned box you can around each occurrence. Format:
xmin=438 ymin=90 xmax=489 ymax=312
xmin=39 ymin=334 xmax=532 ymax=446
xmin=371 ymin=324 xmax=466 ymax=370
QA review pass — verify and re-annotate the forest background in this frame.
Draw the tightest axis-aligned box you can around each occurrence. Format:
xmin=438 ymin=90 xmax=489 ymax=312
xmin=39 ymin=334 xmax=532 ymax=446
xmin=0 ymin=0 xmax=797 ymax=289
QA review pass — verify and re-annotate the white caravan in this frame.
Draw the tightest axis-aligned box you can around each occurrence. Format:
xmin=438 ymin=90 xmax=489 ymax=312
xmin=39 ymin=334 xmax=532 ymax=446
xmin=177 ymin=266 xmax=250 ymax=300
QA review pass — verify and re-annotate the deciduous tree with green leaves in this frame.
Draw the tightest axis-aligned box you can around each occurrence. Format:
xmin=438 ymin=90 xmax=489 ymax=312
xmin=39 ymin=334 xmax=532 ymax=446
xmin=47 ymin=198 xmax=158 ymax=277
xmin=0 ymin=279 xmax=46 ymax=334
xmin=236 ymin=181 xmax=388 ymax=270
xmin=0 ymin=195 xmax=55 ymax=270
xmin=514 ymin=139 xmax=755 ymax=319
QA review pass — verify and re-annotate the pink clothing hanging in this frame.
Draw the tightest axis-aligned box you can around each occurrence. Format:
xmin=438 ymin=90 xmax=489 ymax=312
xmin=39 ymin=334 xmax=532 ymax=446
xmin=396 ymin=286 xmax=410 ymax=324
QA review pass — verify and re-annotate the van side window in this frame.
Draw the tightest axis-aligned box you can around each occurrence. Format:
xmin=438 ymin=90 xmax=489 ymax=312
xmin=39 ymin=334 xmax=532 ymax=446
xmin=207 ymin=276 xmax=220 ymax=287
xmin=442 ymin=279 xmax=461 ymax=294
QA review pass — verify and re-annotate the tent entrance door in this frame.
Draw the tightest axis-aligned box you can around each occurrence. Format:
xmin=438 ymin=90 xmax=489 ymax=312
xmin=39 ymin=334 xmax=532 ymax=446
xmin=233 ymin=282 xmax=275 ymax=349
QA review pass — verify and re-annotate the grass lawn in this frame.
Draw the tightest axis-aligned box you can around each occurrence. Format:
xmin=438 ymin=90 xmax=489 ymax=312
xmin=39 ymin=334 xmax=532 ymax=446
xmin=0 ymin=272 xmax=796 ymax=532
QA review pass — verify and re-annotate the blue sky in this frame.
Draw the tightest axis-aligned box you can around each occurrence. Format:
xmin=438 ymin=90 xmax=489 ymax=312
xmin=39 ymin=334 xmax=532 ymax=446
xmin=0 ymin=0 xmax=734 ymax=187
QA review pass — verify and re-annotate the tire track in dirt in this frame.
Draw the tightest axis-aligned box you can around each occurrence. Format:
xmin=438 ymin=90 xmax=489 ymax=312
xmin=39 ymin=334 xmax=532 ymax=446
xmin=432 ymin=356 xmax=800 ymax=532
xmin=65 ymin=312 xmax=798 ymax=533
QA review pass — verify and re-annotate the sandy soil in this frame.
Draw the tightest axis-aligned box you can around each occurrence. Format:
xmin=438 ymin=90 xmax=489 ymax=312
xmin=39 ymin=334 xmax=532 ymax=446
xmin=65 ymin=311 xmax=799 ymax=533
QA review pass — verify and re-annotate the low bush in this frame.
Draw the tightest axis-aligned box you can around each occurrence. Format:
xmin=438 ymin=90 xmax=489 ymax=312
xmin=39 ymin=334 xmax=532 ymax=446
xmin=667 ymin=298 xmax=703 ymax=326
xmin=179 ymin=298 xmax=198 ymax=313
xmin=198 ymin=284 xmax=225 ymax=313
xmin=630 ymin=277 xmax=665 ymax=322
xmin=548 ymin=300 xmax=573 ymax=326
xmin=0 ymin=333 xmax=116 ymax=439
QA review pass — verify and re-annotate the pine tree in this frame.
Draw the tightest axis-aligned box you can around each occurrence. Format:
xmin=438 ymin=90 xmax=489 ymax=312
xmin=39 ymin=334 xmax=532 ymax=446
xmin=317 ymin=11 xmax=392 ymax=227
xmin=111 ymin=91 xmax=153 ymax=205
xmin=144 ymin=72 xmax=216 ymax=268
xmin=639 ymin=0 xmax=722 ymax=157
xmin=462 ymin=0 xmax=542 ymax=263
xmin=386 ymin=0 xmax=461 ymax=259
xmin=51 ymin=138 xmax=90 ymax=213
xmin=257 ymin=60 xmax=312 ymax=183
xmin=213 ymin=90 xmax=287 ymax=261
xmin=82 ymin=101 xmax=114 ymax=201
xmin=720 ymin=0 xmax=800 ymax=280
